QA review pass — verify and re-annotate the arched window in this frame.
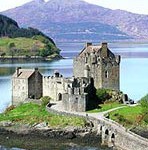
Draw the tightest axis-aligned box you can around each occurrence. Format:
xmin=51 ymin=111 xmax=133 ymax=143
xmin=58 ymin=93 xmax=62 ymax=101
xmin=111 ymin=133 xmax=115 ymax=142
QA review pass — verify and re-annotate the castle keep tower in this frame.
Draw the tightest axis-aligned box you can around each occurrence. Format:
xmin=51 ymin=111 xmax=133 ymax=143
xmin=73 ymin=42 xmax=121 ymax=90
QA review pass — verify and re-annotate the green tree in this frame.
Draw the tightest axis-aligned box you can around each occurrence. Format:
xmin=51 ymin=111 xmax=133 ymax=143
xmin=140 ymin=94 xmax=148 ymax=114
xmin=0 ymin=52 xmax=6 ymax=58
xmin=8 ymin=42 xmax=16 ymax=57
xmin=96 ymin=88 xmax=110 ymax=103
xmin=40 ymin=96 xmax=51 ymax=107
xmin=140 ymin=94 xmax=148 ymax=123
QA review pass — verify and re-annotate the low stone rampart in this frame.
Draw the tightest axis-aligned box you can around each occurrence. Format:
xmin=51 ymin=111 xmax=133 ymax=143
xmin=46 ymin=105 xmax=148 ymax=150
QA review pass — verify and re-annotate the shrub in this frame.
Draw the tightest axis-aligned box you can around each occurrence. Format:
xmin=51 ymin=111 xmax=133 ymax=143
xmin=143 ymin=114 xmax=148 ymax=123
xmin=96 ymin=88 xmax=111 ymax=103
xmin=40 ymin=96 xmax=51 ymax=107
xmin=117 ymin=115 xmax=126 ymax=122
xmin=140 ymin=94 xmax=148 ymax=115
xmin=4 ymin=105 xmax=16 ymax=113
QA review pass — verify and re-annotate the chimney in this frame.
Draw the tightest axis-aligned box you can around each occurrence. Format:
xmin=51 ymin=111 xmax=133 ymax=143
xmin=85 ymin=42 xmax=92 ymax=47
xmin=34 ymin=68 xmax=38 ymax=71
xmin=101 ymin=42 xmax=108 ymax=58
xmin=101 ymin=42 xmax=108 ymax=48
xmin=16 ymin=67 xmax=21 ymax=77
xmin=54 ymin=70 xmax=60 ymax=77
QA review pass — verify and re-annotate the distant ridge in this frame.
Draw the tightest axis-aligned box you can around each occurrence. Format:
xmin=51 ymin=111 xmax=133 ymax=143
xmin=1 ymin=0 xmax=148 ymax=42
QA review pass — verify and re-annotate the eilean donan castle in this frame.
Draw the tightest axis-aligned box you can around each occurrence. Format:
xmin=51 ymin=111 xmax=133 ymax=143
xmin=12 ymin=42 xmax=121 ymax=112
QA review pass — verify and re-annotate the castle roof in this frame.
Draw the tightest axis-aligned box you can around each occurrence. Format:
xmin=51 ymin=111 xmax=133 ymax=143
xmin=79 ymin=45 xmax=101 ymax=56
xmin=78 ymin=42 xmax=109 ymax=57
xmin=78 ymin=42 xmax=116 ymax=59
xmin=12 ymin=68 xmax=36 ymax=79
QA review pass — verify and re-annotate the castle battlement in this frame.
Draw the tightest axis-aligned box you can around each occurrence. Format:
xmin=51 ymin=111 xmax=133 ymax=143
xmin=12 ymin=42 xmax=121 ymax=112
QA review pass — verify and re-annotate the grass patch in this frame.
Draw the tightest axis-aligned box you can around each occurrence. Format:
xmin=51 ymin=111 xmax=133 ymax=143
xmin=0 ymin=103 xmax=86 ymax=128
xmin=87 ymin=102 xmax=124 ymax=113
xmin=0 ymin=37 xmax=44 ymax=52
xmin=109 ymin=105 xmax=148 ymax=127
xmin=0 ymin=36 xmax=59 ymax=57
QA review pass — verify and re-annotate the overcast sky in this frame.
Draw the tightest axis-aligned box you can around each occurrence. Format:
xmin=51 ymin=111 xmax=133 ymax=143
xmin=0 ymin=0 xmax=148 ymax=15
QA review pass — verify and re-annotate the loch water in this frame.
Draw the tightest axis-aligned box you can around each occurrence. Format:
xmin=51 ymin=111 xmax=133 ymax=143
xmin=0 ymin=42 xmax=148 ymax=150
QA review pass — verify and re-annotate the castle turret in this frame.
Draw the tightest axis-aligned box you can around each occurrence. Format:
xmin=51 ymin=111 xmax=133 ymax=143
xmin=54 ymin=70 xmax=60 ymax=77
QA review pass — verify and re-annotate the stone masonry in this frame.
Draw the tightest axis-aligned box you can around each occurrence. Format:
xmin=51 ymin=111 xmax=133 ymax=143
xmin=73 ymin=42 xmax=121 ymax=90
xmin=12 ymin=42 xmax=121 ymax=111
xmin=12 ymin=67 xmax=42 ymax=105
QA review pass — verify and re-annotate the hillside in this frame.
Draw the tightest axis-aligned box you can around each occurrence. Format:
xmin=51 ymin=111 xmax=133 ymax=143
xmin=1 ymin=0 xmax=148 ymax=41
xmin=0 ymin=14 xmax=60 ymax=58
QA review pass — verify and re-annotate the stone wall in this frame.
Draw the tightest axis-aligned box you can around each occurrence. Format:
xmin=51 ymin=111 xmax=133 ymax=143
xmin=101 ymin=57 xmax=120 ymax=91
xmin=28 ymin=70 xmax=42 ymax=99
xmin=46 ymin=106 xmax=148 ymax=150
xmin=73 ymin=43 xmax=120 ymax=91
xmin=12 ymin=78 xmax=28 ymax=105
xmin=73 ymin=57 xmax=85 ymax=78
xmin=115 ymin=131 xmax=148 ymax=150
xmin=43 ymin=76 xmax=93 ymax=112
xmin=62 ymin=93 xmax=87 ymax=112
xmin=12 ymin=69 xmax=42 ymax=105
xmin=98 ymin=118 xmax=148 ymax=150
xmin=43 ymin=76 xmax=68 ymax=101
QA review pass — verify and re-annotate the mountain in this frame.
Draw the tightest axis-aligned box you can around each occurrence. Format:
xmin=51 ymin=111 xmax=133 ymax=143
xmin=1 ymin=0 xmax=148 ymax=42
xmin=0 ymin=14 xmax=60 ymax=57
xmin=0 ymin=14 xmax=55 ymax=43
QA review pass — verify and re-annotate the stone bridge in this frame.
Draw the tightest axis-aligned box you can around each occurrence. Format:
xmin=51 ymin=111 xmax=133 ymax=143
xmin=97 ymin=121 xmax=116 ymax=147
xmin=88 ymin=110 xmax=148 ymax=150
xmin=47 ymin=104 xmax=148 ymax=150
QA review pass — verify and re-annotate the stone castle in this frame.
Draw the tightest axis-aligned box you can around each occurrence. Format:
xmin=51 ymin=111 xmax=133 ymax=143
xmin=73 ymin=42 xmax=120 ymax=90
xmin=12 ymin=42 xmax=121 ymax=112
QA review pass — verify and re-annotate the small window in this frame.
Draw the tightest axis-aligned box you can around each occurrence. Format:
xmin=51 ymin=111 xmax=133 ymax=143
xmin=58 ymin=93 xmax=62 ymax=101
xmin=85 ymin=57 xmax=88 ymax=63
xmin=105 ymin=71 xmax=109 ymax=78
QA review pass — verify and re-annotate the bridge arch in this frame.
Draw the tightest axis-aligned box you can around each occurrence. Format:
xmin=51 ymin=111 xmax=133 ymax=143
xmin=105 ymin=129 xmax=109 ymax=135
xmin=111 ymin=132 xmax=115 ymax=143
xmin=104 ymin=129 xmax=110 ymax=141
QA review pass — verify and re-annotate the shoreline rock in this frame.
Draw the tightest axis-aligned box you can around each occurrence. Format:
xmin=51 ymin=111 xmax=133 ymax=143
xmin=0 ymin=122 xmax=99 ymax=140
xmin=0 ymin=54 xmax=63 ymax=61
